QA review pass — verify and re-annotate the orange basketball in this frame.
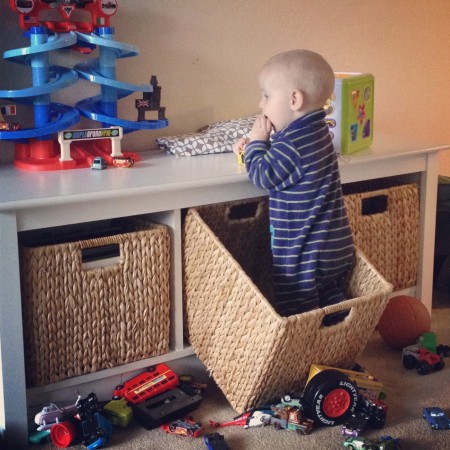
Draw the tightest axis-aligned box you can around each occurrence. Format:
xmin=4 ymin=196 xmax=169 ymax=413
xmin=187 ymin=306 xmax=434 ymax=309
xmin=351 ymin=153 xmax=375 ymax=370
xmin=377 ymin=295 xmax=431 ymax=349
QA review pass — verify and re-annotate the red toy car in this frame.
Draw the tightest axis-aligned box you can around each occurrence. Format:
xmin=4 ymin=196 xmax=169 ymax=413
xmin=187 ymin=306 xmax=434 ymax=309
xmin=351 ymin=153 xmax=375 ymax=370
xmin=112 ymin=156 xmax=134 ymax=168
xmin=161 ymin=417 xmax=203 ymax=437
xmin=113 ymin=364 xmax=179 ymax=405
xmin=402 ymin=345 xmax=445 ymax=375
xmin=0 ymin=121 xmax=21 ymax=131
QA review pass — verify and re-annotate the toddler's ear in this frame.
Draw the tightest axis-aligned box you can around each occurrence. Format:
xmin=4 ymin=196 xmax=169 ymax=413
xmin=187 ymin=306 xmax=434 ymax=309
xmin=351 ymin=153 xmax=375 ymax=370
xmin=290 ymin=89 xmax=304 ymax=111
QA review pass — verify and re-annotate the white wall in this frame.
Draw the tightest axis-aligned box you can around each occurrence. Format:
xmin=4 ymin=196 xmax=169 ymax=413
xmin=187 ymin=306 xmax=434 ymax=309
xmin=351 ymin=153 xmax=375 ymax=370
xmin=1 ymin=1 xmax=450 ymax=171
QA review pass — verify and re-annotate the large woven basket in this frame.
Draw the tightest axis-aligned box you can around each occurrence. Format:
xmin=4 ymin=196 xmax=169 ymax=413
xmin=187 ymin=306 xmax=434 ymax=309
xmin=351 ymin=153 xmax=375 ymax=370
xmin=183 ymin=199 xmax=392 ymax=413
xmin=20 ymin=219 xmax=170 ymax=387
xmin=343 ymin=183 xmax=419 ymax=291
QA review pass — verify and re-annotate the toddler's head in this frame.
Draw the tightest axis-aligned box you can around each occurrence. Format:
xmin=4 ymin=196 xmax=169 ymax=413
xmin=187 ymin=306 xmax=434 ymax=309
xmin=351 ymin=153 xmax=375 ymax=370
xmin=258 ymin=49 xmax=334 ymax=132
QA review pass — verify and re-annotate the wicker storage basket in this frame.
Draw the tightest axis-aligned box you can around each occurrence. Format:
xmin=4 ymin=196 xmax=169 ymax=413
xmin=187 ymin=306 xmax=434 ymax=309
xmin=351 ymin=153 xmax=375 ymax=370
xmin=183 ymin=199 xmax=392 ymax=413
xmin=343 ymin=183 xmax=419 ymax=291
xmin=20 ymin=219 xmax=170 ymax=387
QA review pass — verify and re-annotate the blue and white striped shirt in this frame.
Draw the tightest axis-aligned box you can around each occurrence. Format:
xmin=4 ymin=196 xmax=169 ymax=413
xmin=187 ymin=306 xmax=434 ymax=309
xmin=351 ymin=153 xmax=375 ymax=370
xmin=245 ymin=109 xmax=354 ymax=314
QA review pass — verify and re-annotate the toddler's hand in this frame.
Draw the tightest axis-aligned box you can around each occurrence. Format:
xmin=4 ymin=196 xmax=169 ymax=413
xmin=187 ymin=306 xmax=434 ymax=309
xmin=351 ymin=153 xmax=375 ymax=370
xmin=249 ymin=115 xmax=272 ymax=142
xmin=233 ymin=138 xmax=249 ymax=155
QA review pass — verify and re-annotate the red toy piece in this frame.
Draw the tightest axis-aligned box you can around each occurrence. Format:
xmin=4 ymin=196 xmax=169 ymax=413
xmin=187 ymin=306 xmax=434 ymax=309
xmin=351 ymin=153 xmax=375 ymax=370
xmin=10 ymin=0 xmax=118 ymax=33
xmin=209 ymin=411 xmax=253 ymax=428
xmin=113 ymin=364 xmax=179 ymax=405
xmin=50 ymin=421 xmax=78 ymax=448
xmin=161 ymin=417 xmax=203 ymax=437
xmin=112 ymin=156 xmax=134 ymax=168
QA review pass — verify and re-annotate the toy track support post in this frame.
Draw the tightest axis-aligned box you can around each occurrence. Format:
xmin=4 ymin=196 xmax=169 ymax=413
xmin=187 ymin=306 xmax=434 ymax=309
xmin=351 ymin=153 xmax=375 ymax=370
xmin=96 ymin=27 xmax=118 ymax=124
xmin=30 ymin=27 xmax=51 ymax=131
xmin=29 ymin=26 xmax=56 ymax=162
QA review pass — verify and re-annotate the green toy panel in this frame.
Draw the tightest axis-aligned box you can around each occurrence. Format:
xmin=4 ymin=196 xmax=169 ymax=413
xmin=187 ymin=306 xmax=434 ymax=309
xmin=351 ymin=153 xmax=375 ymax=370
xmin=341 ymin=74 xmax=374 ymax=154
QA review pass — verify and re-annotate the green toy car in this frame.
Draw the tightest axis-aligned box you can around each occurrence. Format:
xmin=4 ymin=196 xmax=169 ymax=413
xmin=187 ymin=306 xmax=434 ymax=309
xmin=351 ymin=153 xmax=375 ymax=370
xmin=343 ymin=435 xmax=401 ymax=450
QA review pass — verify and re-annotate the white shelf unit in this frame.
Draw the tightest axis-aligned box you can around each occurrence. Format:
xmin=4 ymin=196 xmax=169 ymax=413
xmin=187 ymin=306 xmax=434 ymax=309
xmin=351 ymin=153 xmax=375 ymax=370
xmin=0 ymin=133 xmax=448 ymax=449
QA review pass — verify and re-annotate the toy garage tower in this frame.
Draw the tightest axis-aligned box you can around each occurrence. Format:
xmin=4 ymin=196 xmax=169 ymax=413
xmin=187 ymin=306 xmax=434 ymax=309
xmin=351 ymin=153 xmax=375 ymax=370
xmin=0 ymin=0 xmax=168 ymax=170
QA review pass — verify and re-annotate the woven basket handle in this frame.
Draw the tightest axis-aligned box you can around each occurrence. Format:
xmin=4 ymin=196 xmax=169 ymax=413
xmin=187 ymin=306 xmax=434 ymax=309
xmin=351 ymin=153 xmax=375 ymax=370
xmin=360 ymin=193 xmax=388 ymax=216
xmin=225 ymin=199 xmax=266 ymax=223
xmin=79 ymin=235 xmax=124 ymax=269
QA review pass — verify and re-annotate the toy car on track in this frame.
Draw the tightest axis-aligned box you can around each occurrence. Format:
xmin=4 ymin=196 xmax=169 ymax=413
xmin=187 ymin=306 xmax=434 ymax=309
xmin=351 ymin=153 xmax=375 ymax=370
xmin=0 ymin=121 xmax=21 ymax=130
xmin=112 ymin=156 xmax=134 ymax=168
xmin=91 ymin=156 xmax=107 ymax=170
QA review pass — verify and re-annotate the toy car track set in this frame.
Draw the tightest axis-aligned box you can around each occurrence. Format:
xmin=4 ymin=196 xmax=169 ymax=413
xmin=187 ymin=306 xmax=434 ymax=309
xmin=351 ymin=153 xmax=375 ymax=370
xmin=1 ymin=0 xmax=168 ymax=171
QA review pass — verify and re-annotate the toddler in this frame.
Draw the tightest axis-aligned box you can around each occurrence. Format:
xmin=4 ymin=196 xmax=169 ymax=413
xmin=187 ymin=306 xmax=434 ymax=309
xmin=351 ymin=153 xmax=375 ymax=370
xmin=233 ymin=49 xmax=355 ymax=315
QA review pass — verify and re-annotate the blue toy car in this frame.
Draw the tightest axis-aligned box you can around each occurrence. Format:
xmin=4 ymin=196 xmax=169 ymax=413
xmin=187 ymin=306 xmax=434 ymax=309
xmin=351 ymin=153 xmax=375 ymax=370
xmin=204 ymin=432 xmax=230 ymax=450
xmin=423 ymin=407 xmax=450 ymax=430
xmin=91 ymin=156 xmax=107 ymax=170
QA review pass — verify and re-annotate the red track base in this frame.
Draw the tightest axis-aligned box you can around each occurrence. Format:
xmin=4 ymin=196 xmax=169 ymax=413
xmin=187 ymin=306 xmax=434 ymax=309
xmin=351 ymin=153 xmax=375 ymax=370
xmin=14 ymin=138 xmax=140 ymax=171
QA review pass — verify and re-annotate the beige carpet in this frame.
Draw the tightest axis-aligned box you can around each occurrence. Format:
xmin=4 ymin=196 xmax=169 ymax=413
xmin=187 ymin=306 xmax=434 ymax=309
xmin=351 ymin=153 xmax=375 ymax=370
xmin=37 ymin=306 xmax=450 ymax=450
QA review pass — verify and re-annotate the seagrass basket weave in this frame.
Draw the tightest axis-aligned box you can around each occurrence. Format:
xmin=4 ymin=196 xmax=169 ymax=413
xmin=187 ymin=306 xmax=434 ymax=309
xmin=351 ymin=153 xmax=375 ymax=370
xmin=20 ymin=219 xmax=170 ymax=387
xmin=183 ymin=199 xmax=393 ymax=413
xmin=343 ymin=183 xmax=419 ymax=291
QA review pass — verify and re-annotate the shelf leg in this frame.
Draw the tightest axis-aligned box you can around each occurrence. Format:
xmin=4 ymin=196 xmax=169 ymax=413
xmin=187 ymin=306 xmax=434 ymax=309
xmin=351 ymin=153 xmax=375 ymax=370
xmin=0 ymin=212 xmax=28 ymax=449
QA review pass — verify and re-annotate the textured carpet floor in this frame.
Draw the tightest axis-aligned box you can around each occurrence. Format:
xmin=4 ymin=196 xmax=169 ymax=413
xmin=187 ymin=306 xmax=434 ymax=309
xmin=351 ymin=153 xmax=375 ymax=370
xmin=36 ymin=305 xmax=450 ymax=450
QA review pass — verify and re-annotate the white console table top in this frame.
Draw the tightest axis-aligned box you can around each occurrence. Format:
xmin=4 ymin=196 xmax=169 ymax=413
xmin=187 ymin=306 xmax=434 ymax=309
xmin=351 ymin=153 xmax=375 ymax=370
xmin=0 ymin=132 xmax=448 ymax=230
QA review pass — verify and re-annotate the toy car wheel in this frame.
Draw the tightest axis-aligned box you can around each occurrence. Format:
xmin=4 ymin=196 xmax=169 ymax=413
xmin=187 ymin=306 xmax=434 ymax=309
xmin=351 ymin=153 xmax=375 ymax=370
xmin=302 ymin=370 xmax=358 ymax=426
xmin=282 ymin=394 xmax=292 ymax=403
xmin=273 ymin=422 xmax=282 ymax=430
xmin=402 ymin=355 xmax=417 ymax=369
xmin=50 ymin=421 xmax=76 ymax=448
xmin=115 ymin=384 xmax=124 ymax=391
xmin=434 ymin=360 xmax=445 ymax=371
xmin=147 ymin=366 xmax=156 ymax=372
xmin=416 ymin=361 xmax=432 ymax=375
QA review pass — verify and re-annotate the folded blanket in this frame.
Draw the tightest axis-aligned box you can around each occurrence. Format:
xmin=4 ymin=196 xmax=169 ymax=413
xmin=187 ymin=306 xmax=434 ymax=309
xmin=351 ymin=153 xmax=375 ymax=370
xmin=156 ymin=115 xmax=256 ymax=156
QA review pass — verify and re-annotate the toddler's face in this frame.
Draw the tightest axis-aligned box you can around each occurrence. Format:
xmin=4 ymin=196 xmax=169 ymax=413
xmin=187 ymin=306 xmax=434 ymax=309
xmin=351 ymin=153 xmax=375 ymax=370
xmin=258 ymin=67 xmax=295 ymax=133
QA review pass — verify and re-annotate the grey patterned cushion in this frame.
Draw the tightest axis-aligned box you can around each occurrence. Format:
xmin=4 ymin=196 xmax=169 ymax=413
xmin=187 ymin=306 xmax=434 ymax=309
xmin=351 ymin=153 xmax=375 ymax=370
xmin=156 ymin=115 xmax=256 ymax=156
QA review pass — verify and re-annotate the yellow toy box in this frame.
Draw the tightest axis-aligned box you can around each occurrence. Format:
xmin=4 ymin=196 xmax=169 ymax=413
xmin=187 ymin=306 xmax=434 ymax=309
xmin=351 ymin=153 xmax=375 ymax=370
xmin=307 ymin=364 xmax=384 ymax=400
xmin=325 ymin=73 xmax=374 ymax=155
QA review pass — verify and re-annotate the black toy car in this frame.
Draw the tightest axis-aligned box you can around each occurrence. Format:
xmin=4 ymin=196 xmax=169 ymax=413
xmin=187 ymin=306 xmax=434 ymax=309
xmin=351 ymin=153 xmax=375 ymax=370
xmin=204 ymin=432 xmax=230 ymax=450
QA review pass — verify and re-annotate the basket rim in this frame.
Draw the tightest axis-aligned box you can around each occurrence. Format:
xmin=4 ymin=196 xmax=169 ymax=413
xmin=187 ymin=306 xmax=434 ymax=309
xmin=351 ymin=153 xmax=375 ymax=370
xmin=184 ymin=208 xmax=393 ymax=320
